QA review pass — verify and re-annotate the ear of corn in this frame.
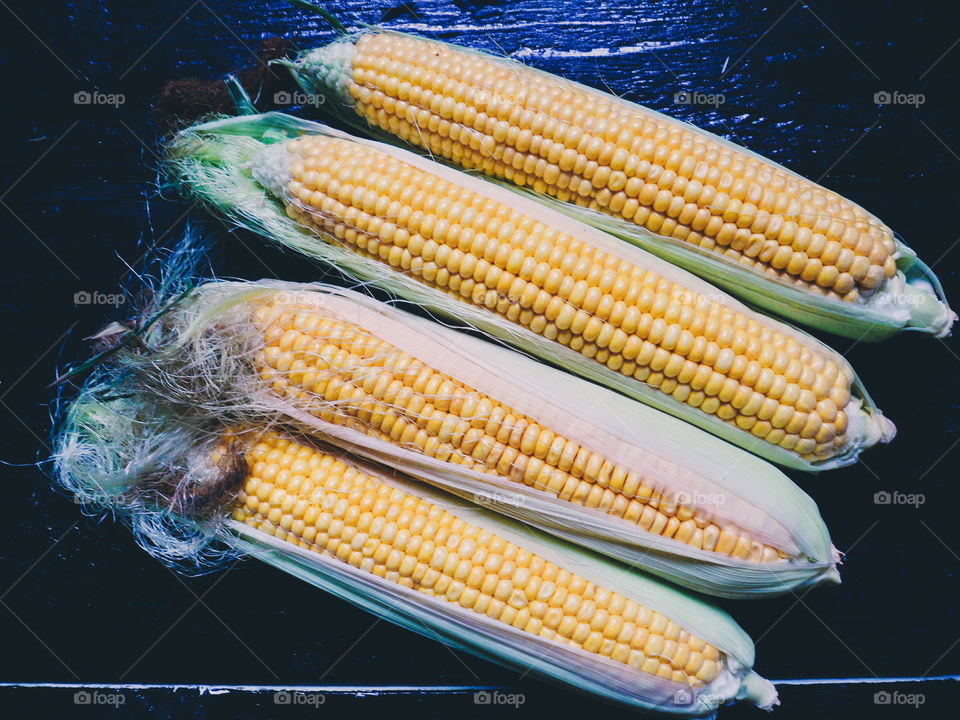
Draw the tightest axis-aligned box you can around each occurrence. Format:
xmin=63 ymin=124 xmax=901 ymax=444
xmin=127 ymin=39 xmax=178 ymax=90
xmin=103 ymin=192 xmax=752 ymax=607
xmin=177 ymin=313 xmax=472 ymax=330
xmin=147 ymin=279 xmax=839 ymax=597
xmin=54 ymin=392 xmax=778 ymax=715
xmin=235 ymin=433 xmax=779 ymax=714
xmin=286 ymin=29 xmax=954 ymax=342
xmin=167 ymin=112 xmax=894 ymax=472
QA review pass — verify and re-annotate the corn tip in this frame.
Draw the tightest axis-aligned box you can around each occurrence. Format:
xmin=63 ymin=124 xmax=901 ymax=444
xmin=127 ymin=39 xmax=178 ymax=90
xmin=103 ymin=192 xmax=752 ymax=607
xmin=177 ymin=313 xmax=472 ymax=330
xmin=864 ymin=409 xmax=897 ymax=447
xmin=738 ymin=671 xmax=780 ymax=711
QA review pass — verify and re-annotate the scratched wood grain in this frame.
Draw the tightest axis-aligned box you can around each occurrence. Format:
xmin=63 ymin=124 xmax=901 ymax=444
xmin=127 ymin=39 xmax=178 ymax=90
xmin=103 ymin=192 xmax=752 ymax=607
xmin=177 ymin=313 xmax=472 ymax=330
xmin=1 ymin=1 xmax=958 ymax=717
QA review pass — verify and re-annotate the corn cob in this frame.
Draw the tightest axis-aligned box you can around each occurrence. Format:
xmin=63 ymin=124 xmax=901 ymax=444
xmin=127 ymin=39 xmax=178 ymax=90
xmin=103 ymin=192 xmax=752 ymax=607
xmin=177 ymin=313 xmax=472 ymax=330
xmin=256 ymin=295 xmax=787 ymax=566
xmin=238 ymin=432 xmax=730 ymax=685
xmin=287 ymin=29 xmax=954 ymax=341
xmin=168 ymin=113 xmax=894 ymax=471
xmin=138 ymin=279 xmax=837 ymax=596
xmin=273 ymin=135 xmax=857 ymax=465
xmin=235 ymin=432 xmax=775 ymax=708
xmin=54 ymin=388 xmax=778 ymax=714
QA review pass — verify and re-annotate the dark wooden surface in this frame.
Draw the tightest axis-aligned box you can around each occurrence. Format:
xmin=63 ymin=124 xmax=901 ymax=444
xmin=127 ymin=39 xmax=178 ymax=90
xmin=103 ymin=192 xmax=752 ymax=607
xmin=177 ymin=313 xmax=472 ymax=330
xmin=1 ymin=1 xmax=959 ymax=717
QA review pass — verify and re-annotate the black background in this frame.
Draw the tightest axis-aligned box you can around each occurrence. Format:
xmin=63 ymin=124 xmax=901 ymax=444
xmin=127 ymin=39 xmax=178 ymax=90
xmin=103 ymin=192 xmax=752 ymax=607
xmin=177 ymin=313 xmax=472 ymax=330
xmin=1 ymin=1 xmax=958 ymax=717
